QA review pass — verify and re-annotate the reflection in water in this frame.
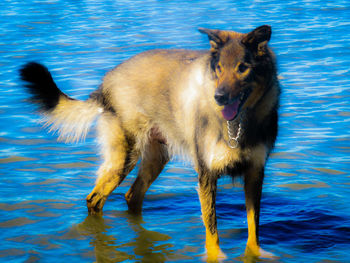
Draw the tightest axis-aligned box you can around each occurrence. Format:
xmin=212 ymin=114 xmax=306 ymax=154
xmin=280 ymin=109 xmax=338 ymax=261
xmin=77 ymin=215 xmax=133 ymax=262
xmin=75 ymin=212 xmax=175 ymax=262
xmin=126 ymin=213 xmax=174 ymax=262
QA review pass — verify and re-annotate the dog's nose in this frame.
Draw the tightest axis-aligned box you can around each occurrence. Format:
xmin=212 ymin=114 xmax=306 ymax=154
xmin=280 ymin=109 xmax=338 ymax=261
xmin=214 ymin=89 xmax=229 ymax=105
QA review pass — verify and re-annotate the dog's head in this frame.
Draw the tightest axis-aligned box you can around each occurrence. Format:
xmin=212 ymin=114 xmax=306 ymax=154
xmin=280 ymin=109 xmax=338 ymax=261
xmin=199 ymin=25 xmax=274 ymax=121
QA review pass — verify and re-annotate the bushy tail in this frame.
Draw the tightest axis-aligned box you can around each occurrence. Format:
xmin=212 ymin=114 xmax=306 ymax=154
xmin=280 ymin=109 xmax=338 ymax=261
xmin=20 ymin=62 xmax=103 ymax=142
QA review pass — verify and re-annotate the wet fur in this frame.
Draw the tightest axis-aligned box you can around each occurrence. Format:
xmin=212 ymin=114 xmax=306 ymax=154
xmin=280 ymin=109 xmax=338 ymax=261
xmin=20 ymin=25 xmax=280 ymax=260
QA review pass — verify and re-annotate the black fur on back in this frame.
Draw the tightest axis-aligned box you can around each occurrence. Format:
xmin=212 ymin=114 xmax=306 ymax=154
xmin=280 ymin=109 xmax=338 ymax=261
xmin=19 ymin=62 xmax=66 ymax=111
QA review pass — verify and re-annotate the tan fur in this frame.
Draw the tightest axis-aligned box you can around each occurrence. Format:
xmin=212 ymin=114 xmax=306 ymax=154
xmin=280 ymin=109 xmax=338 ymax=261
xmin=44 ymin=95 xmax=103 ymax=143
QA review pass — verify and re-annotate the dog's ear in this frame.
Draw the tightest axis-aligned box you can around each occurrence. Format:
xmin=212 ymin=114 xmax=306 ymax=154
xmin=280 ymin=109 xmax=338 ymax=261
xmin=241 ymin=25 xmax=271 ymax=56
xmin=199 ymin=28 xmax=229 ymax=52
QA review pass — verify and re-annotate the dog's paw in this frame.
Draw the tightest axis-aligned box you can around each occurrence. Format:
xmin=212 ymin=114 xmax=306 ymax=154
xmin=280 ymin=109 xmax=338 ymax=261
xmin=244 ymin=245 xmax=277 ymax=260
xmin=86 ymin=192 xmax=106 ymax=215
xmin=258 ymin=248 xmax=276 ymax=259
xmin=202 ymin=246 xmax=227 ymax=262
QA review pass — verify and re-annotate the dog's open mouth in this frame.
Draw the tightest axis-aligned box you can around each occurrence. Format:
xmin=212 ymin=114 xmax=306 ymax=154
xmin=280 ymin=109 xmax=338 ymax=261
xmin=221 ymin=90 xmax=251 ymax=121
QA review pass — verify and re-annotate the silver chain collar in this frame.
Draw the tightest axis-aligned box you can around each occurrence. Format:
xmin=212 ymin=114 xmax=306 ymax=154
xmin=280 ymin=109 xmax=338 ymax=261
xmin=226 ymin=113 xmax=244 ymax=149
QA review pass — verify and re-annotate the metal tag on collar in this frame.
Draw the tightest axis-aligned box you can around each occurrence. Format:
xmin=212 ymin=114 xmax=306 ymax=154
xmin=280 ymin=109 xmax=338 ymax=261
xmin=228 ymin=136 xmax=239 ymax=148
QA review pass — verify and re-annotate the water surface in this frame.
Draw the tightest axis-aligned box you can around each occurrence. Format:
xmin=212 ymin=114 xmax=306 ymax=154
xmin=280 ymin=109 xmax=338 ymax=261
xmin=0 ymin=0 xmax=349 ymax=262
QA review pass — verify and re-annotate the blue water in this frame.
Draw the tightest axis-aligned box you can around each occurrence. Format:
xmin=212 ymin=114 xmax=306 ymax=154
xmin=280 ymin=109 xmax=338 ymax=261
xmin=1 ymin=0 xmax=349 ymax=262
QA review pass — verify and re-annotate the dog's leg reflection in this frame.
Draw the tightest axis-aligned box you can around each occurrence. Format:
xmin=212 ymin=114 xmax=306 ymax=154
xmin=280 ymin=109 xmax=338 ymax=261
xmin=125 ymin=213 xmax=174 ymax=262
xmin=77 ymin=215 xmax=133 ymax=262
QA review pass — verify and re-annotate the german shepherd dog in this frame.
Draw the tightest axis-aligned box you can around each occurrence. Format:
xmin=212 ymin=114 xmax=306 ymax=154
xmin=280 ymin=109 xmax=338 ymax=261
xmin=20 ymin=25 xmax=280 ymax=261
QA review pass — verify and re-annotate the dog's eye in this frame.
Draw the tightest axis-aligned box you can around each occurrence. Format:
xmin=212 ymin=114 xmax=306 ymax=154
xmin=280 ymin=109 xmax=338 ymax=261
xmin=238 ymin=63 xmax=248 ymax=73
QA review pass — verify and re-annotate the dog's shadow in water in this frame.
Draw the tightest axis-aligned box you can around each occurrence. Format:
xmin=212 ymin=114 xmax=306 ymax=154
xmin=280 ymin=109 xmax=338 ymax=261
xmin=75 ymin=213 xmax=276 ymax=263
xmin=75 ymin=211 xmax=176 ymax=262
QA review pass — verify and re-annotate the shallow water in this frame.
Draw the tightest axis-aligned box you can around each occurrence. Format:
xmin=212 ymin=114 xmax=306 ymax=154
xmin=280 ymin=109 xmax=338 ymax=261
xmin=0 ymin=0 xmax=349 ymax=262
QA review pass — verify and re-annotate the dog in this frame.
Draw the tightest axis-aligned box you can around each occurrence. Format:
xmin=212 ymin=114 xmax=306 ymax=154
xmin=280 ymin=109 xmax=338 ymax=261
xmin=20 ymin=25 xmax=280 ymax=261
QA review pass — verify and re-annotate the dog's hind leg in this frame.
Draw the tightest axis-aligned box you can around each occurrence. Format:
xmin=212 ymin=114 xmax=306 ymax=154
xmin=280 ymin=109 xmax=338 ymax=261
xmin=125 ymin=140 xmax=169 ymax=214
xmin=86 ymin=113 xmax=139 ymax=215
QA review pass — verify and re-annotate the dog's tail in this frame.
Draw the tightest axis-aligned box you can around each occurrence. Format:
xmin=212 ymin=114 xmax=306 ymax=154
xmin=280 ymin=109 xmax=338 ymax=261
xmin=20 ymin=62 xmax=104 ymax=143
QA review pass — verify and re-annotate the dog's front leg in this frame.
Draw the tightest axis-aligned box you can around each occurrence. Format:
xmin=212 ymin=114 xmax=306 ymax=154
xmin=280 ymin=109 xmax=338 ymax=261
xmin=198 ymin=171 xmax=226 ymax=261
xmin=244 ymin=167 xmax=274 ymax=259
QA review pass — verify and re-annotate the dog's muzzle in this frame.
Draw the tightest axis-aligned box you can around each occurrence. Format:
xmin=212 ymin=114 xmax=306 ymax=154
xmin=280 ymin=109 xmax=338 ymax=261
xmin=215 ymin=88 xmax=251 ymax=121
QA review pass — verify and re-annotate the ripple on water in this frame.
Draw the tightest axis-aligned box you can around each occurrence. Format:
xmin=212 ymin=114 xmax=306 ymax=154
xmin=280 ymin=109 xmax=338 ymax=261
xmin=0 ymin=217 xmax=38 ymax=228
xmin=0 ymin=156 xmax=37 ymax=163
xmin=313 ymin=167 xmax=347 ymax=175
xmin=0 ymin=248 xmax=26 ymax=258
xmin=277 ymin=181 xmax=330 ymax=190
xmin=0 ymin=0 xmax=349 ymax=262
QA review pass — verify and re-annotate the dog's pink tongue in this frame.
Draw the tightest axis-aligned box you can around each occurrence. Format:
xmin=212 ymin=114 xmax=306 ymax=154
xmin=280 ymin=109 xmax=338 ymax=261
xmin=222 ymin=100 xmax=239 ymax=121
